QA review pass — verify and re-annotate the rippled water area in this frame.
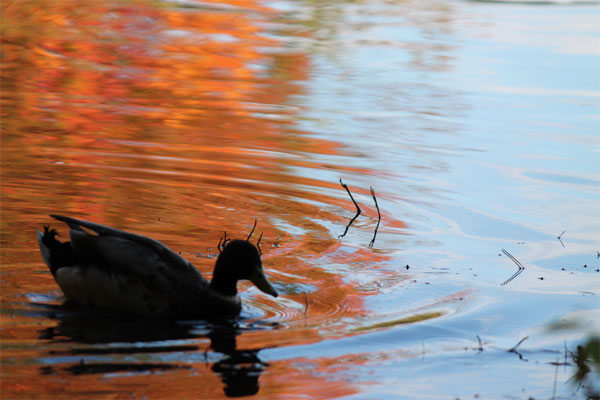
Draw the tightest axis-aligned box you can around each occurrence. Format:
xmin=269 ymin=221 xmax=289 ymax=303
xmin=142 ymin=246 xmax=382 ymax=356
xmin=2 ymin=0 xmax=599 ymax=399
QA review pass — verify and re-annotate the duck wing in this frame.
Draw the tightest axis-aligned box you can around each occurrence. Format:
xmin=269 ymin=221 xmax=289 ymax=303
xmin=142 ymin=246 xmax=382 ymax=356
xmin=51 ymin=214 xmax=199 ymax=275
xmin=48 ymin=215 xmax=209 ymax=316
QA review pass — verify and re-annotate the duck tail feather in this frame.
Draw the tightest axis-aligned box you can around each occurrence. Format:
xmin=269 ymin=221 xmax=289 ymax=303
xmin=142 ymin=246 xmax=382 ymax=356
xmin=37 ymin=226 xmax=76 ymax=276
xmin=49 ymin=214 xmax=196 ymax=274
xmin=37 ymin=230 xmax=53 ymax=270
xmin=50 ymin=214 xmax=85 ymax=231
xmin=50 ymin=214 xmax=110 ymax=234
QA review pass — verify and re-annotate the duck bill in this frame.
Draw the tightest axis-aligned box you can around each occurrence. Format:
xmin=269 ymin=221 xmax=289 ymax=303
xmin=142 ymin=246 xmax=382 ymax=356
xmin=248 ymin=268 xmax=278 ymax=297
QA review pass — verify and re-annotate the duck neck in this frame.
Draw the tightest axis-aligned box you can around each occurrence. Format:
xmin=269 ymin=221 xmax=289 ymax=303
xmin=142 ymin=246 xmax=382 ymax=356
xmin=209 ymin=267 xmax=238 ymax=297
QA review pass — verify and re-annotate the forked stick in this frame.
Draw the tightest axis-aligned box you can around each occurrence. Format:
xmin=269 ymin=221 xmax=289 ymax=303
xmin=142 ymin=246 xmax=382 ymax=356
xmin=217 ymin=220 xmax=262 ymax=254
xmin=217 ymin=231 xmax=230 ymax=253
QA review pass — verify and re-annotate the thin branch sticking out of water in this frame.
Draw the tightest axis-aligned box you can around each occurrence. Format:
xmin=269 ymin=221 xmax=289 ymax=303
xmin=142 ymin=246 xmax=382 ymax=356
xmin=338 ymin=179 xmax=361 ymax=238
xmin=368 ymin=186 xmax=381 ymax=248
xmin=245 ymin=220 xmax=264 ymax=254
xmin=500 ymin=248 xmax=525 ymax=286
xmin=217 ymin=231 xmax=230 ymax=253
xmin=557 ymin=230 xmax=565 ymax=248
xmin=508 ymin=335 xmax=529 ymax=361
xmin=552 ymin=357 xmax=559 ymax=400
xmin=257 ymin=232 xmax=263 ymax=255
xmin=247 ymin=219 xmax=257 ymax=241
xmin=303 ymin=292 xmax=309 ymax=317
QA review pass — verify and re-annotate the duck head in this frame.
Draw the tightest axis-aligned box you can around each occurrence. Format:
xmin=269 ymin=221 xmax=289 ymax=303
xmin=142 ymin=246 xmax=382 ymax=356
xmin=210 ymin=239 xmax=278 ymax=298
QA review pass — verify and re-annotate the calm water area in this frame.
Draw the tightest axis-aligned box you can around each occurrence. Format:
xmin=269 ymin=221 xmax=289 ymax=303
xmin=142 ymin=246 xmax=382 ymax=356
xmin=1 ymin=0 xmax=599 ymax=399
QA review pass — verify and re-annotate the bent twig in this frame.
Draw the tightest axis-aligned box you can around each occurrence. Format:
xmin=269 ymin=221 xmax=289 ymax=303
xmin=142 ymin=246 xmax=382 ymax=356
xmin=303 ymin=292 xmax=309 ymax=317
xmin=338 ymin=179 xmax=361 ymax=238
xmin=247 ymin=219 xmax=257 ymax=241
xmin=217 ymin=231 xmax=230 ymax=253
xmin=508 ymin=335 xmax=529 ymax=361
xmin=257 ymin=232 xmax=263 ymax=255
xmin=500 ymin=248 xmax=525 ymax=286
xmin=557 ymin=230 xmax=565 ymax=248
xmin=368 ymin=186 xmax=381 ymax=248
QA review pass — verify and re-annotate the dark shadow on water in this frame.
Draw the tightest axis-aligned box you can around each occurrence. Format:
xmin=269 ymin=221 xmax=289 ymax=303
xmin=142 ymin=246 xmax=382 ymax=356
xmin=32 ymin=302 xmax=272 ymax=397
xmin=209 ymin=325 xmax=267 ymax=397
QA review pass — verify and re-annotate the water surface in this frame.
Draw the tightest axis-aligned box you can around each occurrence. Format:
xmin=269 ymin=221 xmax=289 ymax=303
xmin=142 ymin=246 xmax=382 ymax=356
xmin=1 ymin=0 xmax=599 ymax=398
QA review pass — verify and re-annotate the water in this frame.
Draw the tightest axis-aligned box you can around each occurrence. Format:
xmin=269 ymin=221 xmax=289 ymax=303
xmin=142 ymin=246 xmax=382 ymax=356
xmin=1 ymin=0 xmax=599 ymax=398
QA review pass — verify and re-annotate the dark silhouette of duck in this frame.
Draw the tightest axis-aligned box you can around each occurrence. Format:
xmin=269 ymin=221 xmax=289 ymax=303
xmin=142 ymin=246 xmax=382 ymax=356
xmin=37 ymin=215 xmax=278 ymax=318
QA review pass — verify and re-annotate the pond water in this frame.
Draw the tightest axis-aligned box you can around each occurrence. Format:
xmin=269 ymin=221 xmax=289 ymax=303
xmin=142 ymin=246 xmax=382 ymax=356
xmin=1 ymin=0 xmax=599 ymax=398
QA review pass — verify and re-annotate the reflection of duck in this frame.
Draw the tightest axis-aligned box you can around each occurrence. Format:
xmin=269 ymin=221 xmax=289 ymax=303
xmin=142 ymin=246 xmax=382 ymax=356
xmin=207 ymin=324 xmax=267 ymax=397
xmin=37 ymin=307 xmax=267 ymax=397
xmin=37 ymin=215 xmax=278 ymax=318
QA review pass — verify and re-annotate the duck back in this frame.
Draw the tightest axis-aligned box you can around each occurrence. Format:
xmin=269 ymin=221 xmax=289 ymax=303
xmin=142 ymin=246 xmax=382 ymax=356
xmin=37 ymin=216 xmax=212 ymax=318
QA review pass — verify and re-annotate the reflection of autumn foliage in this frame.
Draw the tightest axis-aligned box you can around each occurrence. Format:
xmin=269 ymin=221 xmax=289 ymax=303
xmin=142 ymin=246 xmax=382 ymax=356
xmin=1 ymin=1 xmax=407 ymax=398
xmin=2 ymin=0 xmax=298 ymax=133
xmin=1 ymin=0 xmax=343 ymax=227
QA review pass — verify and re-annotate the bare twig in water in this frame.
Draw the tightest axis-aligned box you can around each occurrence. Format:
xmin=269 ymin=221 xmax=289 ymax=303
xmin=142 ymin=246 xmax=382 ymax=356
xmin=338 ymin=179 xmax=362 ymax=238
xmin=500 ymin=248 xmax=525 ymax=286
xmin=476 ymin=335 xmax=484 ymax=353
xmin=557 ymin=230 xmax=565 ymax=248
xmin=552 ymin=358 xmax=559 ymax=400
xmin=368 ymin=186 xmax=381 ymax=248
xmin=217 ymin=231 xmax=230 ymax=253
xmin=257 ymin=232 xmax=263 ymax=255
xmin=508 ymin=335 xmax=529 ymax=361
xmin=247 ymin=219 xmax=257 ymax=241
xmin=303 ymin=292 xmax=309 ymax=317
xmin=511 ymin=335 xmax=529 ymax=350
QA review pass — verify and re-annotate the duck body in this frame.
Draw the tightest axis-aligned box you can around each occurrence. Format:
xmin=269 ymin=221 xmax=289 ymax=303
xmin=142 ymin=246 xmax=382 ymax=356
xmin=37 ymin=215 xmax=278 ymax=319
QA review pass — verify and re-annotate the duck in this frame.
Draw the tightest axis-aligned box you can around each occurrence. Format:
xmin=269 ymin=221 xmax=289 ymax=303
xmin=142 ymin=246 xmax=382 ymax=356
xmin=37 ymin=214 xmax=278 ymax=319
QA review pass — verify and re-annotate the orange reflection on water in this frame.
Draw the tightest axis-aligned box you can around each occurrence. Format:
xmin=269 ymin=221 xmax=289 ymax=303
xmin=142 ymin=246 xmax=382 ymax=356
xmin=1 ymin=352 xmax=366 ymax=400
xmin=1 ymin=0 xmax=408 ymax=398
